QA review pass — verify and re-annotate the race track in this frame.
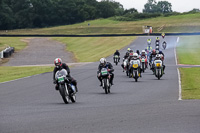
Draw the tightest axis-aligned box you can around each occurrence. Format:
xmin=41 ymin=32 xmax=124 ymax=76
xmin=1 ymin=37 xmax=200 ymax=133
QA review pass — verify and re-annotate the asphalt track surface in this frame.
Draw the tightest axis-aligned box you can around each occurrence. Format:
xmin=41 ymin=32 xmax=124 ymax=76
xmin=1 ymin=37 xmax=200 ymax=133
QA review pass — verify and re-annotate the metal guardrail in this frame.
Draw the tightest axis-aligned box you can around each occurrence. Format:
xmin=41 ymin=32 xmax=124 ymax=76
xmin=0 ymin=47 xmax=15 ymax=59
xmin=0 ymin=32 xmax=200 ymax=37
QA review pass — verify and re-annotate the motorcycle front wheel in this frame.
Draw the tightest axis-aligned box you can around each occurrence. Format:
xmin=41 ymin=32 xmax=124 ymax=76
xmin=59 ymin=84 xmax=69 ymax=104
xmin=135 ymin=71 xmax=138 ymax=82
xmin=103 ymin=78 xmax=108 ymax=94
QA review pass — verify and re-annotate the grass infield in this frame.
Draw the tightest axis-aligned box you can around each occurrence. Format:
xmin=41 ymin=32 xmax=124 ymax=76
xmin=53 ymin=37 xmax=137 ymax=62
xmin=0 ymin=66 xmax=54 ymax=83
xmin=180 ymin=68 xmax=200 ymax=99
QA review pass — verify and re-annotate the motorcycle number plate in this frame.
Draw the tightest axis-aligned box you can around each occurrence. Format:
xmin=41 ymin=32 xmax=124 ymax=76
xmin=133 ymin=64 xmax=138 ymax=68
xmin=58 ymin=77 xmax=64 ymax=82
xmin=156 ymin=63 xmax=161 ymax=67
xmin=101 ymin=70 xmax=108 ymax=75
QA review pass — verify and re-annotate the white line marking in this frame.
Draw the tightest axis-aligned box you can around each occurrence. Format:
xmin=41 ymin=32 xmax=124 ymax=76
xmin=177 ymin=37 xmax=179 ymax=43
xmin=177 ymin=68 xmax=182 ymax=100
xmin=174 ymin=38 xmax=178 ymax=66
xmin=175 ymin=37 xmax=182 ymax=100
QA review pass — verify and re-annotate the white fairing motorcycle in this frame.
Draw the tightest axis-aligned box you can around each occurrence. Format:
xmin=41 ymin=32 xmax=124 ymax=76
xmin=55 ymin=69 xmax=76 ymax=104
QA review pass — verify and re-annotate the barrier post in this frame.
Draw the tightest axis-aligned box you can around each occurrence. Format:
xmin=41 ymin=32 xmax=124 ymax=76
xmin=0 ymin=51 xmax=3 ymax=58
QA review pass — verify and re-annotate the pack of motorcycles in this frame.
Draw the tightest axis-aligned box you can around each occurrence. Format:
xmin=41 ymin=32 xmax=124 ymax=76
xmin=56 ymin=42 xmax=166 ymax=104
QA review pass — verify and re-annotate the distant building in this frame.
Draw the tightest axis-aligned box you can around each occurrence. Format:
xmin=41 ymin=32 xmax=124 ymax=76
xmin=143 ymin=26 xmax=153 ymax=34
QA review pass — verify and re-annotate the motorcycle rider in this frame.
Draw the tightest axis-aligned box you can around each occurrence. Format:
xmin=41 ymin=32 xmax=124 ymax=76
xmin=154 ymin=54 xmax=165 ymax=74
xmin=155 ymin=37 xmax=160 ymax=48
xmin=147 ymin=38 xmax=151 ymax=45
xmin=140 ymin=50 xmax=147 ymax=59
xmin=149 ymin=49 xmax=157 ymax=70
xmin=158 ymin=50 xmax=165 ymax=72
xmin=161 ymin=33 xmax=165 ymax=38
xmin=113 ymin=50 xmax=120 ymax=62
xmin=125 ymin=48 xmax=131 ymax=55
xmin=97 ymin=58 xmax=114 ymax=86
xmin=121 ymin=50 xmax=130 ymax=71
xmin=136 ymin=50 xmax=140 ymax=55
xmin=53 ymin=58 xmax=78 ymax=92
xmin=146 ymin=39 xmax=152 ymax=59
xmin=130 ymin=53 xmax=142 ymax=77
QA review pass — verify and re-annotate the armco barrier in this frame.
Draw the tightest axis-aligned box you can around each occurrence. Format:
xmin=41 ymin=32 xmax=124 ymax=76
xmin=1 ymin=47 xmax=15 ymax=58
xmin=0 ymin=32 xmax=200 ymax=37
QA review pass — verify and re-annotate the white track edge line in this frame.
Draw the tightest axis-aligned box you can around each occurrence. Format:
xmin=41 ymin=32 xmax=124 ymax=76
xmin=175 ymin=37 xmax=182 ymax=100
xmin=177 ymin=68 xmax=182 ymax=100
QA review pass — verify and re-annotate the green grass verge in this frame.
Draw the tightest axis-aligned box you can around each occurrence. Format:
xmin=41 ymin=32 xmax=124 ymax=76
xmin=53 ymin=37 xmax=136 ymax=62
xmin=0 ymin=66 xmax=54 ymax=83
xmin=177 ymin=36 xmax=200 ymax=65
xmin=1 ymin=13 xmax=200 ymax=35
xmin=0 ymin=37 xmax=28 ymax=51
xmin=180 ymin=68 xmax=200 ymax=99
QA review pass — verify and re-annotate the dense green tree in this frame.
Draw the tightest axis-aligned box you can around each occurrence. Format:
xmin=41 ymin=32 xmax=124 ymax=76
xmin=143 ymin=0 xmax=172 ymax=13
xmin=157 ymin=1 xmax=172 ymax=13
xmin=124 ymin=8 xmax=138 ymax=15
xmin=0 ymin=0 xmax=15 ymax=29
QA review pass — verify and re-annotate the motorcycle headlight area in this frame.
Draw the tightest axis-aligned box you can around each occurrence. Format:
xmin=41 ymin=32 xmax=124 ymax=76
xmin=156 ymin=63 xmax=161 ymax=67
xmin=57 ymin=76 xmax=65 ymax=83
xmin=133 ymin=64 xmax=138 ymax=68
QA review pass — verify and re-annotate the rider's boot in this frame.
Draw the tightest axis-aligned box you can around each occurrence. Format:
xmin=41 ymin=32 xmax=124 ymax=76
xmin=110 ymin=80 xmax=114 ymax=85
xmin=100 ymin=81 xmax=102 ymax=86
xmin=75 ymin=85 xmax=78 ymax=92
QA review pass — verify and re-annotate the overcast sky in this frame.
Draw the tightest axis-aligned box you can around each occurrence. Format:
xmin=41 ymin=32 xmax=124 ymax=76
xmin=97 ymin=0 xmax=200 ymax=13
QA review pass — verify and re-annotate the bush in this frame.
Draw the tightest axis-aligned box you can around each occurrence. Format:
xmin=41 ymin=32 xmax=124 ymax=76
xmin=112 ymin=13 xmax=162 ymax=21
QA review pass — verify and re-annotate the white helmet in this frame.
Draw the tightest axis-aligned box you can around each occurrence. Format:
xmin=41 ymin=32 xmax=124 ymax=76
xmin=100 ymin=58 xmax=106 ymax=64
xmin=133 ymin=53 xmax=138 ymax=59
xmin=142 ymin=50 xmax=145 ymax=53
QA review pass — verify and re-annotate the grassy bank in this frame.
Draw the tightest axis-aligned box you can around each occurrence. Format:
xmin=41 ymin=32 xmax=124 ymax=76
xmin=0 ymin=37 xmax=28 ymax=51
xmin=177 ymin=36 xmax=200 ymax=65
xmin=0 ymin=66 xmax=53 ymax=83
xmin=53 ymin=37 xmax=136 ymax=62
xmin=1 ymin=13 xmax=200 ymax=35
xmin=177 ymin=35 xmax=200 ymax=99
xmin=180 ymin=68 xmax=200 ymax=99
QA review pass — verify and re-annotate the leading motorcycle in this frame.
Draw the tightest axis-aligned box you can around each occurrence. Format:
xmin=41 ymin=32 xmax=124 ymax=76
xmin=154 ymin=59 xmax=164 ymax=80
xmin=130 ymin=60 xmax=139 ymax=82
xmin=55 ymin=69 xmax=76 ymax=104
xmin=100 ymin=68 xmax=111 ymax=94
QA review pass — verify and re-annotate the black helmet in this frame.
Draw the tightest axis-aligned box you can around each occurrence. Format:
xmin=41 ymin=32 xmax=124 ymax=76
xmin=136 ymin=50 xmax=140 ymax=55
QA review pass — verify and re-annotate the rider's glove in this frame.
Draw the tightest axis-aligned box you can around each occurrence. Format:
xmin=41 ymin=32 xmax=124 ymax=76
xmin=53 ymin=80 xmax=56 ymax=84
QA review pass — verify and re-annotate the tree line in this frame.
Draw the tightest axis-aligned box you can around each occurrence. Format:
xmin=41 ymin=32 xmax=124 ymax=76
xmin=0 ymin=0 xmax=174 ymax=30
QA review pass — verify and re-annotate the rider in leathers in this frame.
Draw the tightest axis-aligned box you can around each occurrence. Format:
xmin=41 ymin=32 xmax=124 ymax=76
xmin=97 ymin=58 xmax=114 ymax=86
xmin=53 ymin=58 xmax=78 ymax=92
xmin=149 ymin=49 xmax=157 ymax=70
xmin=154 ymin=54 xmax=165 ymax=74
xmin=113 ymin=50 xmax=120 ymax=62
xmin=121 ymin=51 xmax=130 ymax=71
xmin=158 ymin=50 xmax=165 ymax=72
xmin=129 ymin=53 xmax=142 ymax=77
